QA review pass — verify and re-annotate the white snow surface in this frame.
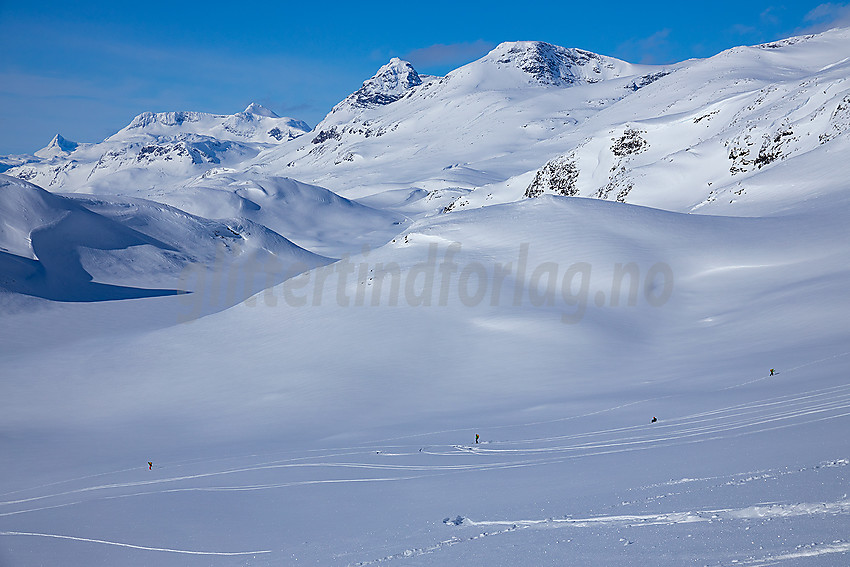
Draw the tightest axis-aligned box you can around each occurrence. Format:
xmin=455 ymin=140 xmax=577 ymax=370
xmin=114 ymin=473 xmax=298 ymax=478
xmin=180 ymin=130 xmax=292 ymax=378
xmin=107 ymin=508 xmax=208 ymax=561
xmin=7 ymin=104 xmax=311 ymax=196
xmin=1 ymin=28 xmax=850 ymax=566
xmin=33 ymin=134 xmax=79 ymax=159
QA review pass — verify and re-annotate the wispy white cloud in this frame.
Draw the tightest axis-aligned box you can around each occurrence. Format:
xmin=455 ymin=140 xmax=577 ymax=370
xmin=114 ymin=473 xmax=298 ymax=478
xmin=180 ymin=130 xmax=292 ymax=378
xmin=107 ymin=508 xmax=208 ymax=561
xmin=729 ymin=23 xmax=758 ymax=36
xmin=760 ymin=6 xmax=782 ymax=26
xmin=403 ymin=40 xmax=495 ymax=70
xmin=800 ymin=2 xmax=850 ymax=32
xmin=615 ymin=29 xmax=674 ymax=64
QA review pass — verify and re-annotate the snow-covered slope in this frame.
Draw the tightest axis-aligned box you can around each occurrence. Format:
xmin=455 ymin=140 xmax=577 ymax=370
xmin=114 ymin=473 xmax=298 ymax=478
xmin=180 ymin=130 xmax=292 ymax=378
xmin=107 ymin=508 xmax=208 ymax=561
xmin=1 ymin=28 xmax=849 ymax=567
xmin=115 ymin=104 xmax=310 ymax=143
xmin=512 ymin=28 xmax=850 ymax=215
xmin=1 ymin=192 xmax=848 ymax=565
xmin=10 ymin=32 xmax=850 ymax=219
xmin=33 ymin=134 xmax=80 ymax=159
xmin=334 ymin=57 xmax=427 ymax=109
xmin=258 ymin=41 xmax=657 ymax=205
xmin=0 ymin=174 xmax=329 ymax=305
xmin=7 ymin=32 xmax=850 ymax=219
xmin=171 ymin=172 xmax=406 ymax=256
xmin=7 ymin=104 xmax=311 ymax=193
xmin=3 ymin=105 xmax=406 ymax=258
xmin=0 ymin=153 xmax=38 ymax=173
xmin=243 ymin=30 xmax=849 ymax=219
xmin=473 ymin=40 xmax=641 ymax=86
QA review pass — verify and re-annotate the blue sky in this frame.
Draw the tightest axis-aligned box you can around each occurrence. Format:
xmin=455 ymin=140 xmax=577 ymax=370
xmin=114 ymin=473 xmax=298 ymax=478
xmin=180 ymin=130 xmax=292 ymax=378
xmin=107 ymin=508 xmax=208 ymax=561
xmin=1 ymin=1 xmax=849 ymax=155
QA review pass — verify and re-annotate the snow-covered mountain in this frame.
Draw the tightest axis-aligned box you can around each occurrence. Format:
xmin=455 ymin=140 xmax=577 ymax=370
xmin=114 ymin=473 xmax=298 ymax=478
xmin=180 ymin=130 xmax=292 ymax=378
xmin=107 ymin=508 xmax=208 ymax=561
xmin=7 ymin=103 xmax=311 ymax=193
xmin=33 ymin=134 xmax=80 ymax=159
xmin=12 ymin=32 xmax=850 ymax=219
xmin=263 ymin=40 xmax=656 ymax=206
xmin=260 ymin=31 xmax=850 ymax=218
xmin=0 ymin=153 xmax=38 ymax=173
xmin=8 ymin=32 xmax=850 ymax=220
xmin=480 ymin=40 xmax=640 ymax=85
xmin=2 ymin=104 xmax=407 ymax=259
xmin=116 ymin=103 xmax=310 ymax=143
xmin=335 ymin=57 xmax=427 ymax=109
xmin=512 ymin=29 xmax=850 ymax=216
xmin=1 ymin=28 xmax=850 ymax=567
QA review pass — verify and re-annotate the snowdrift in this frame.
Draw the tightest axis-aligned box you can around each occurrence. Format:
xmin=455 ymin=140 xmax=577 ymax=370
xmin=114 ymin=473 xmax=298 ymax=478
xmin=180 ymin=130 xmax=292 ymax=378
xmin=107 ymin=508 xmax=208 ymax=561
xmin=0 ymin=174 xmax=329 ymax=305
xmin=1 ymin=27 xmax=849 ymax=567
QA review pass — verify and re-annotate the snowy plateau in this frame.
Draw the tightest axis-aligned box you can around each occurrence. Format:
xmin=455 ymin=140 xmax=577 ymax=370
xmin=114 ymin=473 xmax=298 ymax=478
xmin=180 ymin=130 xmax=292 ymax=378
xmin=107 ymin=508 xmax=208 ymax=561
xmin=1 ymin=29 xmax=850 ymax=566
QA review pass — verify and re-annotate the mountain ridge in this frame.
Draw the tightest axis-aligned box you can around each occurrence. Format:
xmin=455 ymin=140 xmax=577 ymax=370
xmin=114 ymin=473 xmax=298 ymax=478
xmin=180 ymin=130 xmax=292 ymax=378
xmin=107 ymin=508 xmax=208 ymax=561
xmin=5 ymin=28 xmax=850 ymax=221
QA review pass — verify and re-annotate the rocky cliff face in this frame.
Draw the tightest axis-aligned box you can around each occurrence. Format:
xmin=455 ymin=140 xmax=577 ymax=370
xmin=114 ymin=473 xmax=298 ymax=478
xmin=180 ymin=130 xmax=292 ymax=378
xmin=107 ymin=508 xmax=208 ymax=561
xmin=482 ymin=40 xmax=635 ymax=85
xmin=339 ymin=58 xmax=423 ymax=109
xmin=525 ymin=154 xmax=579 ymax=197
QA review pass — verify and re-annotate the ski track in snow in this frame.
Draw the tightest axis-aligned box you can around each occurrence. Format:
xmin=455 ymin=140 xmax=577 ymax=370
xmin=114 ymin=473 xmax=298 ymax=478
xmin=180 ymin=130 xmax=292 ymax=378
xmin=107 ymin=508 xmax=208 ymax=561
xmin=4 ymin=30 xmax=850 ymax=566
xmin=2 ymin=367 xmax=849 ymax=560
xmin=739 ymin=541 xmax=850 ymax=565
xmin=0 ymin=531 xmax=271 ymax=556
xmin=4 ymin=380 xmax=850 ymax=510
xmin=458 ymin=382 xmax=850 ymax=455
xmin=352 ymin=497 xmax=850 ymax=565
xmin=4 ymin=384 xmax=850 ymax=500
xmin=618 ymin=458 xmax=850 ymax=508
xmin=461 ymin=499 xmax=850 ymax=529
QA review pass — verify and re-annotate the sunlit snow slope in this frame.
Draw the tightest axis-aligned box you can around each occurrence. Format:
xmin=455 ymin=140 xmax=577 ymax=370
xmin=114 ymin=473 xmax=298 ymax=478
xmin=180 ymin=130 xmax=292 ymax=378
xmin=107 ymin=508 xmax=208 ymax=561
xmin=1 ymin=28 xmax=849 ymax=567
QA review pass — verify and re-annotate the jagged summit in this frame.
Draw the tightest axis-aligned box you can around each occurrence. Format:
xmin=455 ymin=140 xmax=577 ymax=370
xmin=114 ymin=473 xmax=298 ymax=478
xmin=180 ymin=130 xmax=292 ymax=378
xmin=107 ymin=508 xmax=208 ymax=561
xmin=342 ymin=57 xmax=423 ymax=108
xmin=480 ymin=41 xmax=632 ymax=85
xmin=112 ymin=106 xmax=310 ymax=144
xmin=47 ymin=134 xmax=78 ymax=152
xmin=244 ymin=103 xmax=279 ymax=118
xmin=126 ymin=110 xmax=207 ymax=130
xmin=34 ymin=134 xmax=78 ymax=159
xmin=7 ymin=104 xmax=313 ymax=190
xmin=119 ymin=106 xmax=310 ymax=140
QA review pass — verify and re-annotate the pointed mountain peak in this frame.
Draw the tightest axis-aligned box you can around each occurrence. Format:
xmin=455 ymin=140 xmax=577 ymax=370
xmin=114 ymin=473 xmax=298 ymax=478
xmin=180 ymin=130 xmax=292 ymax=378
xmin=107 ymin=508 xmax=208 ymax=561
xmin=345 ymin=58 xmax=423 ymax=108
xmin=244 ymin=103 xmax=279 ymax=118
xmin=34 ymin=134 xmax=78 ymax=158
xmin=49 ymin=134 xmax=78 ymax=151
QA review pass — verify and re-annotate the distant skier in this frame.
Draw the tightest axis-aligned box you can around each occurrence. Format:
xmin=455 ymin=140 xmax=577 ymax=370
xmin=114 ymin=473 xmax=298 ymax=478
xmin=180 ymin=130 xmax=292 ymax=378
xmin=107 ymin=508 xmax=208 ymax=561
xmin=651 ymin=417 xmax=657 ymax=423
xmin=770 ymin=369 xmax=775 ymax=376
xmin=475 ymin=434 xmax=479 ymax=444
xmin=148 ymin=462 xmax=153 ymax=470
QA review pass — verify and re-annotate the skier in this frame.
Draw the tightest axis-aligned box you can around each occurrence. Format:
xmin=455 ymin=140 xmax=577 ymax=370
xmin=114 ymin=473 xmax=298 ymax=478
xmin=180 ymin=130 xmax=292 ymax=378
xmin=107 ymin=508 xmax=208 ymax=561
xmin=651 ymin=417 xmax=657 ymax=423
xmin=770 ymin=368 xmax=775 ymax=376
xmin=148 ymin=462 xmax=153 ymax=470
xmin=475 ymin=434 xmax=479 ymax=444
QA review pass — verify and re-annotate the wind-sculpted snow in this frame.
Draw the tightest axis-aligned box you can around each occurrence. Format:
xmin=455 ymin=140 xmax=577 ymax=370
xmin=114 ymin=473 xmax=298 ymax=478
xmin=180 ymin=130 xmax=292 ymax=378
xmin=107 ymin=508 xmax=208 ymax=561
xmin=0 ymin=176 xmax=185 ymax=301
xmin=0 ymin=175 xmax=329 ymax=306
xmin=169 ymin=173 xmax=406 ymax=257
xmin=1 ymin=27 xmax=850 ymax=567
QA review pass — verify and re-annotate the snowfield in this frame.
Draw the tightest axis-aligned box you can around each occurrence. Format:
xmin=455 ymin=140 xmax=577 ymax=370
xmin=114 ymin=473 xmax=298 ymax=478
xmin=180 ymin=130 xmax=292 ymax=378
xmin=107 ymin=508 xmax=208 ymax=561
xmin=1 ymin=29 xmax=850 ymax=566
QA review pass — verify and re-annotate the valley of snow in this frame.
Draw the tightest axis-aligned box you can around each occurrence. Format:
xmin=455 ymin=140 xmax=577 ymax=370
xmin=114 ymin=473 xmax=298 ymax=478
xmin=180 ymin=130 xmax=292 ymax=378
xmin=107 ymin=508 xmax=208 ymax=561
xmin=1 ymin=30 xmax=849 ymax=566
